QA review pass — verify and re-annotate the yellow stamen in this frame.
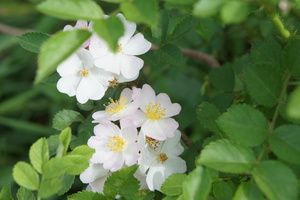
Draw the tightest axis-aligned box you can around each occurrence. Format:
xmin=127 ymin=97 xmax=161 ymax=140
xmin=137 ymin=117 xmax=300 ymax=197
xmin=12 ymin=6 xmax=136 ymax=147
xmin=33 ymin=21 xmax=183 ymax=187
xmin=79 ymin=68 xmax=89 ymax=77
xmin=145 ymin=136 xmax=160 ymax=150
xmin=107 ymin=135 xmax=126 ymax=152
xmin=109 ymin=78 xmax=119 ymax=88
xmin=158 ymin=153 xmax=168 ymax=163
xmin=117 ymin=44 xmax=123 ymax=53
xmin=105 ymin=96 xmax=126 ymax=114
xmin=145 ymin=103 xmax=166 ymax=120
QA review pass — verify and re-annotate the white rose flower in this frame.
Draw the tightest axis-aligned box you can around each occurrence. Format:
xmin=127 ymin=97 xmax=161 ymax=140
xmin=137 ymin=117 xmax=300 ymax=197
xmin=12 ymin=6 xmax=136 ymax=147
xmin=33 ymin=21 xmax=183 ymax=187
xmin=88 ymin=122 xmax=139 ymax=171
xmin=80 ymin=163 xmax=109 ymax=193
xmin=89 ymin=14 xmax=152 ymax=81
xmin=139 ymin=131 xmax=186 ymax=191
xmin=92 ymin=87 xmax=140 ymax=123
xmin=130 ymin=84 xmax=181 ymax=141
xmin=56 ymin=48 xmax=113 ymax=104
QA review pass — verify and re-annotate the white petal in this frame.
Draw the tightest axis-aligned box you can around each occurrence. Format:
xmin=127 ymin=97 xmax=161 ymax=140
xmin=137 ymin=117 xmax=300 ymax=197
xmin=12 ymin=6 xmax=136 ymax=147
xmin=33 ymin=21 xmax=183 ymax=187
xmin=161 ymin=130 xmax=184 ymax=156
xmin=123 ymin=33 xmax=152 ymax=56
xmin=156 ymin=93 xmax=181 ymax=117
xmin=90 ymin=68 xmax=114 ymax=87
xmin=123 ymin=144 xmax=139 ymax=166
xmin=120 ymin=88 xmax=133 ymax=103
xmin=121 ymin=127 xmax=138 ymax=142
xmin=103 ymin=153 xmax=124 ymax=171
xmin=80 ymin=163 xmax=109 ymax=183
xmin=92 ymin=111 xmax=110 ymax=122
xmin=124 ymin=110 xmax=147 ymax=128
xmin=120 ymin=55 xmax=143 ymax=79
xmin=89 ymin=35 xmax=109 ymax=58
xmin=134 ymin=169 xmax=148 ymax=189
xmin=146 ymin=166 xmax=166 ymax=191
xmin=94 ymin=54 xmax=121 ymax=75
xmin=117 ymin=13 xmax=137 ymax=45
xmin=57 ymin=76 xmax=81 ymax=96
xmin=77 ymin=48 xmax=95 ymax=68
xmin=94 ymin=122 xmax=120 ymax=137
xmin=87 ymin=136 xmax=101 ymax=149
xmin=76 ymin=76 xmax=106 ymax=104
xmin=89 ymin=175 xmax=108 ymax=193
xmin=138 ymin=84 xmax=156 ymax=111
xmin=57 ymin=53 xmax=82 ymax=76
xmin=75 ymin=20 xmax=89 ymax=29
xmin=63 ymin=25 xmax=73 ymax=31
xmin=164 ymin=157 xmax=187 ymax=175
xmin=141 ymin=120 xmax=167 ymax=141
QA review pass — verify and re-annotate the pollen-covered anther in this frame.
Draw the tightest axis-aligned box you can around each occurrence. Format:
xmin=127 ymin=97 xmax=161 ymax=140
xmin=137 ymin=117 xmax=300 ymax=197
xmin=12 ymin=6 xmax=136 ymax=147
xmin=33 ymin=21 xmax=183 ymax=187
xmin=158 ymin=153 xmax=168 ymax=163
xmin=79 ymin=68 xmax=89 ymax=77
xmin=145 ymin=136 xmax=160 ymax=150
xmin=105 ymin=97 xmax=126 ymax=114
xmin=107 ymin=135 xmax=126 ymax=152
xmin=145 ymin=103 xmax=166 ymax=120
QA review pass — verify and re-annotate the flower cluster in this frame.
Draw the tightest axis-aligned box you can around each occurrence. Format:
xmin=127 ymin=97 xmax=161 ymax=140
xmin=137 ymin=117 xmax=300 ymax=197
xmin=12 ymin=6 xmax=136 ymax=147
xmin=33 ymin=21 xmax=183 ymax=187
xmin=57 ymin=14 xmax=152 ymax=104
xmin=80 ymin=84 xmax=187 ymax=192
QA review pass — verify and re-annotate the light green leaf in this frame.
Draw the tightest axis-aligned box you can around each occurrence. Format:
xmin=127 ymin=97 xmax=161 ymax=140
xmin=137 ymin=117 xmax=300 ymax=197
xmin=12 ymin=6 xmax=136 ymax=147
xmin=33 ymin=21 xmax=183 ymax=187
xmin=161 ymin=173 xmax=186 ymax=196
xmin=36 ymin=29 xmax=91 ymax=83
xmin=121 ymin=0 xmax=159 ymax=27
xmin=17 ymin=187 xmax=36 ymax=200
xmin=197 ymin=139 xmax=256 ymax=173
xmin=57 ymin=127 xmax=72 ymax=157
xmin=0 ymin=186 xmax=13 ymax=200
xmin=68 ymin=191 xmax=107 ymax=200
xmin=220 ymin=1 xmax=250 ymax=24
xmin=29 ymin=138 xmax=49 ymax=174
xmin=233 ymin=181 xmax=264 ymax=200
xmin=57 ymin=175 xmax=75 ymax=195
xmin=286 ymin=87 xmax=300 ymax=120
xmin=13 ymin=162 xmax=39 ymax=190
xmin=269 ymin=125 xmax=300 ymax=165
xmin=52 ymin=110 xmax=84 ymax=130
xmin=37 ymin=0 xmax=103 ymax=20
xmin=18 ymin=32 xmax=49 ymax=53
xmin=63 ymin=145 xmax=94 ymax=175
xmin=283 ymin=37 xmax=300 ymax=78
xmin=193 ymin=0 xmax=225 ymax=18
xmin=182 ymin=166 xmax=216 ymax=200
xmin=93 ymin=16 xmax=124 ymax=51
xmin=252 ymin=161 xmax=298 ymax=200
xmin=216 ymin=104 xmax=268 ymax=147
xmin=164 ymin=0 xmax=194 ymax=5
xmin=104 ymin=165 xmax=139 ymax=199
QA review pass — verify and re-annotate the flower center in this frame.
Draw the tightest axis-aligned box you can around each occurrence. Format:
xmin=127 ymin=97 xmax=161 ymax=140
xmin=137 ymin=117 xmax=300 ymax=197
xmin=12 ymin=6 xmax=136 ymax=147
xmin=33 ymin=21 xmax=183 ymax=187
xmin=145 ymin=136 xmax=160 ymax=150
xmin=105 ymin=97 xmax=126 ymax=114
xmin=109 ymin=78 xmax=119 ymax=88
xmin=145 ymin=103 xmax=166 ymax=120
xmin=158 ymin=153 xmax=168 ymax=163
xmin=107 ymin=135 xmax=126 ymax=152
xmin=79 ymin=68 xmax=89 ymax=77
xmin=117 ymin=44 xmax=123 ymax=53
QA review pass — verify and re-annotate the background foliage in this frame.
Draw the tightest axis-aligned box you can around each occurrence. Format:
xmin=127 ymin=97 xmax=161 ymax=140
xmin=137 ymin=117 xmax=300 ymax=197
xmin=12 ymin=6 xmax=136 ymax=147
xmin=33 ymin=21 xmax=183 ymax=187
xmin=1 ymin=0 xmax=300 ymax=199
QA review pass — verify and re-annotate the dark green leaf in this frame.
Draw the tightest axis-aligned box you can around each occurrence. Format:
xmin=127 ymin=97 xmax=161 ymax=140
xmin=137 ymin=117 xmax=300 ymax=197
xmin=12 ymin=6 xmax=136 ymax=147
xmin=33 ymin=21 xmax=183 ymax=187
xmin=212 ymin=181 xmax=234 ymax=200
xmin=0 ymin=186 xmax=13 ymax=200
xmin=68 ymin=191 xmax=107 ymax=200
xmin=197 ymin=102 xmax=221 ymax=134
xmin=233 ymin=181 xmax=264 ymax=200
xmin=18 ymin=32 xmax=49 ymax=53
xmin=286 ymin=87 xmax=300 ymax=120
xmin=52 ymin=110 xmax=84 ymax=130
xmin=283 ymin=37 xmax=300 ymax=78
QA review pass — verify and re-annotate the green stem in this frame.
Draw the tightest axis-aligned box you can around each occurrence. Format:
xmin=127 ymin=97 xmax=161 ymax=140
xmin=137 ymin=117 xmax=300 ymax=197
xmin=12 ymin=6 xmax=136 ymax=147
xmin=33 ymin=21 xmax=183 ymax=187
xmin=270 ymin=13 xmax=291 ymax=39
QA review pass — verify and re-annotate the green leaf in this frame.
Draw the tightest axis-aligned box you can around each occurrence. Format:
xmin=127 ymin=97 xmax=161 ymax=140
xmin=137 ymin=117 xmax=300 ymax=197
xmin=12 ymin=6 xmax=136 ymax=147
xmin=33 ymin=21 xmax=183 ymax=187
xmin=283 ymin=37 xmax=300 ymax=78
xmin=182 ymin=166 xmax=216 ymax=200
xmin=93 ymin=16 xmax=124 ymax=51
xmin=197 ymin=102 xmax=221 ymax=134
xmin=36 ymin=29 xmax=91 ymax=83
xmin=209 ymin=64 xmax=235 ymax=92
xmin=286 ymin=87 xmax=300 ymax=120
xmin=63 ymin=145 xmax=94 ymax=175
xmin=243 ymin=39 xmax=284 ymax=107
xmin=0 ymin=186 xmax=13 ymax=200
xmin=57 ymin=175 xmax=75 ymax=195
xmin=18 ymin=32 xmax=49 ymax=53
xmin=37 ymin=0 xmax=103 ymax=20
xmin=216 ymin=104 xmax=268 ymax=147
xmin=52 ymin=110 xmax=84 ymax=130
xmin=104 ymin=165 xmax=139 ymax=199
xmin=57 ymin=127 xmax=72 ymax=157
xmin=212 ymin=181 xmax=234 ymax=200
xmin=193 ymin=0 xmax=225 ymax=18
xmin=220 ymin=1 xmax=250 ymax=24
xmin=197 ymin=139 xmax=256 ymax=173
xmin=68 ymin=191 xmax=107 ymax=200
xmin=169 ymin=15 xmax=195 ymax=41
xmin=17 ymin=187 xmax=36 ymax=200
xmin=233 ymin=181 xmax=264 ymax=200
xmin=38 ymin=158 xmax=66 ymax=198
xmin=269 ymin=125 xmax=300 ymax=165
xmin=252 ymin=161 xmax=298 ymax=200
xmin=121 ymin=0 xmax=159 ymax=27
xmin=161 ymin=173 xmax=186 ymax=196
xmin=164 ymin=0 xmax=194 ymax=5
xmin=13 ymin=162 xmax=39 ymax=190
xmin=29 ymin=138 xmax=49 ymax=174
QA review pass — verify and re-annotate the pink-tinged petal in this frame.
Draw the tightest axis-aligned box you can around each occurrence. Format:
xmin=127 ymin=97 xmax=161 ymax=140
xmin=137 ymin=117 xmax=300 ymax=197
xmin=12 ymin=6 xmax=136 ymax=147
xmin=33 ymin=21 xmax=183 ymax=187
xmin=123 ymin=144 xmax=139 ymax=166
xmin=123 ymin=33 xmax=152 ymax=56
xmin=132 ymin=87 xmax=141 ymax=101
xmin=94 ymin=54 xmax=121 ymax=75
xmin=77 ymin=48 xmax=94 ymax=68
xmin=76 ymin=76 xmax=106 ymax=104
xmin=90 ymin=151 xmax=108 ymax=164
xmin=92 ymin=111 xmax=110 ymax=123
xmin=57 ymin=76 xmax=81 ymax=97
xmin=123 ymin=110 xmax=147 ymax=128
xmin=103 ymin=153 xmax=124 ymax=171
xmin=120 ymin=88 xmax=133 ymax=102
xmin=138 ymin=84 xmax=156 ymax=111
xmin=87 ymin=136 xmax=101 ymax=149
xmin=156 ymin=93 xmax=181 ymax=117
xmin=159 ymin=118 xmax=179 ymax=138
xmin=164 ymin=157 xmax=187 ymax=176
xmin=89 ymin=35 xmax=109 ymax=58
xmin=141 ymin=120 xmax=167 ymax=141
xmin=57 ymin=53 xmax=82 ymax=76
xmin=120 ymin=55 xmax=143 ymax=79
xmin=161 ymin=130 xmax=184 ymax=156
xmin=80 ymin=163 xmax=108 ymax=183
xmin=89 ymin=176 xmax=108 ymax=193
xmin=146 ymin=166 xmax=166 ymax=191
xmin=117 ymin=13 xmax=137 ymax=45
xmin=120 ymin=118 xmax=136 ymax=129
xmin=121 ymin=127 xmax=138 ymax=142
xmin=94 ymin=122 xmax=120 ymax=137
